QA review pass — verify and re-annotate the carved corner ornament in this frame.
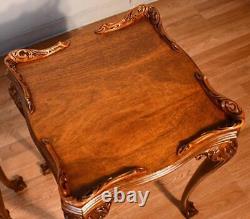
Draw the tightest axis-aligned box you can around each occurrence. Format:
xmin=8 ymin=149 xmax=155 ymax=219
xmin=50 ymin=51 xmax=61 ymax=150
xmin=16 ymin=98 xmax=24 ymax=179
xmin=60 ymin=167 xmax=147 ymax=218
xmin=177 ymin=71 xmax=245 ymax=157
xmin=4 ymin=41 xmax=70 ymax=114
xmin=95 ymin=4 xmax=179 ymax=51
xmin=177 ymin=73 xmax=244 ymax=218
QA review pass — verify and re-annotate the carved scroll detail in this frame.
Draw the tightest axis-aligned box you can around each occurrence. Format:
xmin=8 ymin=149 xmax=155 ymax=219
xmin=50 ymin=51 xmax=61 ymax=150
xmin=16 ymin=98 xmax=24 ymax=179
xmin=4 ymin=41 xmax=70 ymax=113
xmin=95 ymin=5 xmax=146 ymax=34
xmin=181 ymin=139 xmax=238 ymax=218
xmin=177 ymin=71 xmax=244 ymax=155
xmin=95 ymin=5 xmax=178 ymax=50
xmin=195 ymin=72 xmax=243 ymax=119
xmin=177 ymin=122 xmax=241 ymax=155
xmin=195 ymin=139 xmax=237 ymax=162
xmin=87 ymin=202 xmax=112 ymax=219
xmin=61 ymin=167 xmax=146 ymax=218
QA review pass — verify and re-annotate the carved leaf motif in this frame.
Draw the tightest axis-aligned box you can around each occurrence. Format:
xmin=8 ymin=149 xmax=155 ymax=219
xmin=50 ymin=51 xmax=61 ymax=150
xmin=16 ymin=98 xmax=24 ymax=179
xmin=195 ymin=139 xmax=238 ymax=162
xmin=177 ymin=72 xmax=244 ymax=155
xmin=87 ymin=202 xmax=112 ymax=219
xmin=195 ymin=72 xmax=243 ymax=118
xmin=4 ymin=41 xmax=70 ymax=113
xmin=95 ymin=5 xmax=179 ymax=50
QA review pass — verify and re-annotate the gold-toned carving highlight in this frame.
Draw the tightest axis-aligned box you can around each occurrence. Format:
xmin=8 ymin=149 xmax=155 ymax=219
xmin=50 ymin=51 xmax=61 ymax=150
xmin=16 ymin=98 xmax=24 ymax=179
xmin=177 ymin=121 xmax=241 ymax=155
xmin=181 ymin=138 xmax=238 ymax=218
xmin=86 ymin=201 xmax=112 ymax=219
xmin=195 ymin=138 xmax=238 ymax=162
xmin=95 ymin=5 xmax=147 ymax=34
xmin=4 ymin=41 xmax=70 ymax=113
xmin=177 ymin=71 xmax=244 ymax=155
xmin=95 ymin=5 xmax=178 ymax=50
xmin=195 ymin=71 xmax=243 ymax=119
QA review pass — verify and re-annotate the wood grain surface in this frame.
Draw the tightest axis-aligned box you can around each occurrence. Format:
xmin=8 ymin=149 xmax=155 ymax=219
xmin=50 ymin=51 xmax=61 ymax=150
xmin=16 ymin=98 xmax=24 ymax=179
xmin=17 ymin=15 xmax=226 ymax=193
xmin=0 ymin=0 xmax=249 ymax=218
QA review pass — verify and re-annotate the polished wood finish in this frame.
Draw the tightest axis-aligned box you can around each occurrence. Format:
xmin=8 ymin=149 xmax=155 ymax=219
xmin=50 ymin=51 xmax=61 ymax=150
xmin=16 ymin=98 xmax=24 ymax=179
xmin=181 ymin=139 xmax=238 ymax=218
xmin=4 ymin=41 xmax=70 ymax=113
xmin=1 ymin=0 xmax=248 ymax=218
xmin=5 ymin=5 xmax=229 ymax=191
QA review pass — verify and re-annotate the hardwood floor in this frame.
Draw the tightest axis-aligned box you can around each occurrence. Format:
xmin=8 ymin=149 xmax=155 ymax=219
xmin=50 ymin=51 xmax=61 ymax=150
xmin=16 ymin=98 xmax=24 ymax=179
xmin=0 ymin=0 xmax=250 ymax=218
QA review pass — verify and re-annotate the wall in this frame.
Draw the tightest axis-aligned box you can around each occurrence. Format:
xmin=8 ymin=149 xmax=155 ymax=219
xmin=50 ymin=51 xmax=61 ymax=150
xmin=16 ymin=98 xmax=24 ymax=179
xmin=0 ymin=0 xmax=155 ymax=56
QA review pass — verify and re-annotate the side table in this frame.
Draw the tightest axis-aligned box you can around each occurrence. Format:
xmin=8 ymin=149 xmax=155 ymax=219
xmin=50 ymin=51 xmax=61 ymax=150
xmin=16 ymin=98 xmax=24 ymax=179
xmin=4 ymin=4 xmax=244 ymax=219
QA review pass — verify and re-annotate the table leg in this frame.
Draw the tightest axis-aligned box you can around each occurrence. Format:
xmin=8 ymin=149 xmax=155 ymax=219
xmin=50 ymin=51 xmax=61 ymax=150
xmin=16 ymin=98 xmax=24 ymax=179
xmin=181 ymin=139 xmax=237 ymax=218
xmin=0 ymin=167 xmax=27 ymax=193
xmin=0 ymin=167 xmax=27 ymax=219
xmin=40 ymin=162 xmax=51 ymax=175
xmin=0 ymin=189 xmax=11 ymax=219
xmin=9 ymin=83 xmax=51 ymax=177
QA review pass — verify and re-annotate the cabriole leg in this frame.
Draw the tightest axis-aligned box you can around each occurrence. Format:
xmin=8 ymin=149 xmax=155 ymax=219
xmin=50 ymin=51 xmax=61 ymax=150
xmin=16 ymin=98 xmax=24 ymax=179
xmin=181 ymin=139 xmax=238 ymax=218
xmin=0 ymin=166 xmax=27 ymax=193
xmin=0 ymin=189 xmax=11 ymax=219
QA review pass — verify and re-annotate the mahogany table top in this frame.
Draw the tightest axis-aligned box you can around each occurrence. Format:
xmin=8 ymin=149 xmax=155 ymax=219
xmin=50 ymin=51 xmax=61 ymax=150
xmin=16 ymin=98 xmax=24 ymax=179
xmin=4 ymin=6 xmax=242 ymax=197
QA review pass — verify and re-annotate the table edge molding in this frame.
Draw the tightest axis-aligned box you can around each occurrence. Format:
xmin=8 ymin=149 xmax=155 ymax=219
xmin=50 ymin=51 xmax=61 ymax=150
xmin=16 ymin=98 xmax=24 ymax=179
xmin=4 ymin=40 xmax=70 ymax=113
xmin=95 ymin=4 xmax=179 ymax=51
xmin=176 ymin=71 xmax=245 ymax=155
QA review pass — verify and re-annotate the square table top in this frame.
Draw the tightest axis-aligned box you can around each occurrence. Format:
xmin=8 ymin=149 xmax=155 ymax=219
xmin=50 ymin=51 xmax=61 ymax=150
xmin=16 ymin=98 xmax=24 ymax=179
xmin=4 ymin=5 xmax=243 ymax=196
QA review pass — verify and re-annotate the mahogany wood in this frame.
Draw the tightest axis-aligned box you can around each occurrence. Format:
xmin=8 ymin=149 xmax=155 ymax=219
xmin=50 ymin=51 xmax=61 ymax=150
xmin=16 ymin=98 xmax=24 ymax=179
xmin=4 ymin=4 xmax=244 ymax=219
